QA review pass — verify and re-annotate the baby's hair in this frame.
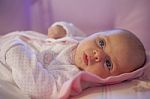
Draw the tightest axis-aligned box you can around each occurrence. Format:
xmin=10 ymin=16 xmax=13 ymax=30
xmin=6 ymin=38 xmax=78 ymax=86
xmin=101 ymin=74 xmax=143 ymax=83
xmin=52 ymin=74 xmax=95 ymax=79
xmin=115 ymin=28 xmax=146 ymax=71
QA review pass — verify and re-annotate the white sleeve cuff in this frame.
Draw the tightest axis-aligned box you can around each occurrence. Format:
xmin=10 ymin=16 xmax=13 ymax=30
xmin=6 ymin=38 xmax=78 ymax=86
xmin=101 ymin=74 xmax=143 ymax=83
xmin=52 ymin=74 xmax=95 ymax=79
xmin=51 ymin=21 xmax=84 ymax=37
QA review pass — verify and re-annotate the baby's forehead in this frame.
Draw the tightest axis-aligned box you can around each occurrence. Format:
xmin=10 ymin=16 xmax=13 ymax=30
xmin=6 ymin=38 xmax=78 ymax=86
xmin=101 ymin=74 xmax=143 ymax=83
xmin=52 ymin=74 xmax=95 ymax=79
xmin=95 ymin=29 xmax=130 ymax=35
xmin=103 ymin=31 xmax=136 ymax=43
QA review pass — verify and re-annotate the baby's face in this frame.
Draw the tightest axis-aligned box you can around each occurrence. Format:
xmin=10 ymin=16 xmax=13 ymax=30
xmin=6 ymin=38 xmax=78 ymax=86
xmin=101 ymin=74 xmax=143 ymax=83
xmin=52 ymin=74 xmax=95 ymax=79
xmin=74 ymin=29 xmax=144 ymax=78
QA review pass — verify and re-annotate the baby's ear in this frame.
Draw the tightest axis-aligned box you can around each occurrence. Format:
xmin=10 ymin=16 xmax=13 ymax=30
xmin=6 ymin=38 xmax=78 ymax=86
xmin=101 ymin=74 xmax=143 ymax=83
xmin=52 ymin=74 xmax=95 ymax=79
xmin=48 ymin=25 xmax=67 ymax=39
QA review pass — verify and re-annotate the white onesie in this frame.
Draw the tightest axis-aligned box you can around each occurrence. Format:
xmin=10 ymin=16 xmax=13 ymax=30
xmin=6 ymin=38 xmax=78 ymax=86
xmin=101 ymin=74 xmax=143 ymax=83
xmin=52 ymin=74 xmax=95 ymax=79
xmin=0 ymin=22 xmax=83 ymax=99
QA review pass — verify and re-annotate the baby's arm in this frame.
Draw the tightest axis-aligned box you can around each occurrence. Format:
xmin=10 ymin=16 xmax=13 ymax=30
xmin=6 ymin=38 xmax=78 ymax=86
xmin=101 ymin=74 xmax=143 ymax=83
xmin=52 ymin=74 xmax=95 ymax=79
xmin=48 ymin=21 xmax=84 ymax=39
xmin=5 ymin=42 xmax=57 ymax=98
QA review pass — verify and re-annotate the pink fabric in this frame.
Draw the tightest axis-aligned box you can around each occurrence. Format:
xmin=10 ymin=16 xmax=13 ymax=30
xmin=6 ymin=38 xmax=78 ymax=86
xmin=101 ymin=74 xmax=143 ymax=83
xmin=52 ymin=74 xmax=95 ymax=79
xmin=59 ymin=55 xmax=150 ymax=99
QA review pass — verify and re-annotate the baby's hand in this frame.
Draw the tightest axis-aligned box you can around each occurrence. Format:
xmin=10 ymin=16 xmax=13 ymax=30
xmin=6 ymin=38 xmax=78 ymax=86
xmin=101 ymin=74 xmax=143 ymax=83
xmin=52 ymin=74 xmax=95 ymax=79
xmin=48 ymin=25 xmax=67 ymax=39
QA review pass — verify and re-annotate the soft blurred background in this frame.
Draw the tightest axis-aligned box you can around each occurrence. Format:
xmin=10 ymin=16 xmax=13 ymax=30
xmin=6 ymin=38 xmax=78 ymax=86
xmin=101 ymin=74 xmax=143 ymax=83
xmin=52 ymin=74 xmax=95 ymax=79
xmin=0 ymin=0 xmax=150 ymax=50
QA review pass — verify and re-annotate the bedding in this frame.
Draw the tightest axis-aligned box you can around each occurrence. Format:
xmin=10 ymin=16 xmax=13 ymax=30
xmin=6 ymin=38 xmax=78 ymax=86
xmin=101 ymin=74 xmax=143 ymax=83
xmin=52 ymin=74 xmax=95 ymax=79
xmin=0 ymin=31 xmax=149 ymax=99
xmin=71 ymin=79 xmax=150 ymax=99
xmin=0 ymin=76 xmax=150 ymax=99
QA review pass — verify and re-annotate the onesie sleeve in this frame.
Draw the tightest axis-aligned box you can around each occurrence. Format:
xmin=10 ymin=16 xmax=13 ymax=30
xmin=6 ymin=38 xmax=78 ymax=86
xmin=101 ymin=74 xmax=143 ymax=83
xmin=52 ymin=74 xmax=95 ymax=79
xmin=5 ymin=42 xmax=58 ymax=98
xmin=51 ymin=21 xmax=85 ymax=37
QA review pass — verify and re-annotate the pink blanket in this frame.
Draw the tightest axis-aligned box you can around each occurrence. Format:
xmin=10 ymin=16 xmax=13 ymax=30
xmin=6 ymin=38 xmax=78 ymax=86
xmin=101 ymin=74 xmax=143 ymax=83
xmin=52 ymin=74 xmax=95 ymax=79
xmin=59 ymin=55 xmax=150 ymax=99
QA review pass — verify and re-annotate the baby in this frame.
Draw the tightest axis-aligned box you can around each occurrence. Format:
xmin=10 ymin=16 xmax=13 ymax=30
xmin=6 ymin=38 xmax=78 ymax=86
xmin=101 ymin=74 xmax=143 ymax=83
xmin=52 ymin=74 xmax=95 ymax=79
xmin=0 ymin=21 xmax=146 ymax=98
xmin=48 ymin=22 xmax=146 ymax=78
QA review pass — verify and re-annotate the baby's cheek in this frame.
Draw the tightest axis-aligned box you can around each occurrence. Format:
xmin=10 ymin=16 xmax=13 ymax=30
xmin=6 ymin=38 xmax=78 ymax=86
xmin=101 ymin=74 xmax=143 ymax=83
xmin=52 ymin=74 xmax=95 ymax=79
xmin=85 ymin=65 xmax=109 ymax=78
xmin=75 ymin=55 xmax=84 ymax=69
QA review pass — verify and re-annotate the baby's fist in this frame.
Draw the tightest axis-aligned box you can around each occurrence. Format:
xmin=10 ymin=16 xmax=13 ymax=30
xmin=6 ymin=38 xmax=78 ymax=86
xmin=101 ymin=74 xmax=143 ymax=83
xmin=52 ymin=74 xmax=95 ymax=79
xmin=48 ymin=25 xmax=67 ymax=39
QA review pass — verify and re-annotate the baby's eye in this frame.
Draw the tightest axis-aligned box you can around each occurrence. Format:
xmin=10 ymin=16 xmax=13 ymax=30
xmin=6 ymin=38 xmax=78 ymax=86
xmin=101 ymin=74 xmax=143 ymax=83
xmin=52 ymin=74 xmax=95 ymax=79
xmin=104 ymin=59 xmax=113 ymax=71
xmin=98 ymin=39 xmax=105 ymax=48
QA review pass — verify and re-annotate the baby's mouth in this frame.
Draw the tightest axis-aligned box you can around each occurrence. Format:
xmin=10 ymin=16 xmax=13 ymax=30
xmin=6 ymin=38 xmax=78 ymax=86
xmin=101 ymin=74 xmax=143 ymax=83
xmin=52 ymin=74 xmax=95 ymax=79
xmin=83 ymin=53 xmax=88 ymax=65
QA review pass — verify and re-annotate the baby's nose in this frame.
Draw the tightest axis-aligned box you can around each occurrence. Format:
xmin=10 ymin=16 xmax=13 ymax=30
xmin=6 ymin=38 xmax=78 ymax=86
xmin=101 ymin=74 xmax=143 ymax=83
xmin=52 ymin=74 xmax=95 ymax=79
xmin=93 ymin=50 xmax=105 ymax=62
